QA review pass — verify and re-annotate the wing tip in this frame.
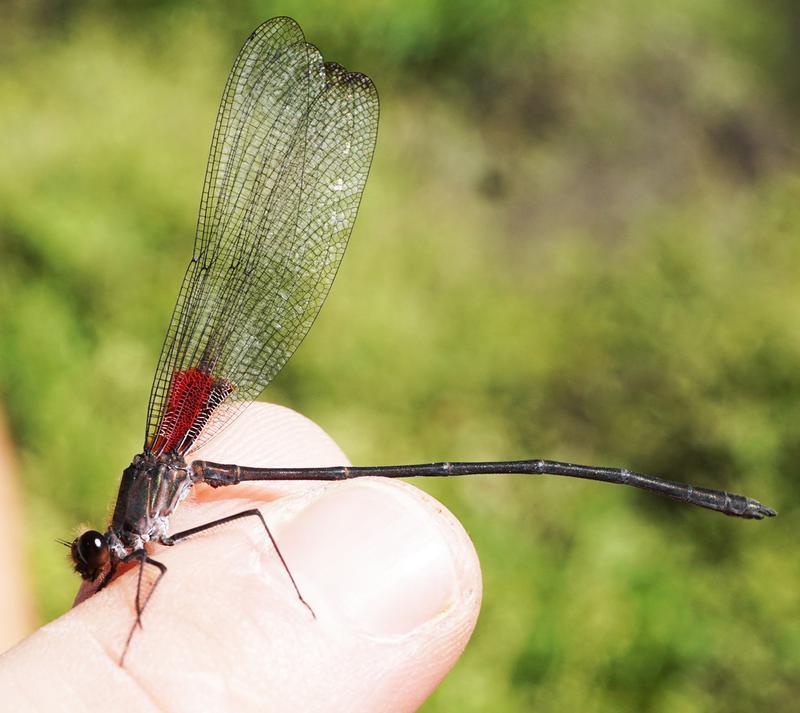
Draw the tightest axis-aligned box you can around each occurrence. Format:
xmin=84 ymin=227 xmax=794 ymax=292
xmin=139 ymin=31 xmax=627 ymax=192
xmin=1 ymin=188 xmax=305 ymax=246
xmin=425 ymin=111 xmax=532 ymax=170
xmin=251 ymin=16 xmax=306 ymax=41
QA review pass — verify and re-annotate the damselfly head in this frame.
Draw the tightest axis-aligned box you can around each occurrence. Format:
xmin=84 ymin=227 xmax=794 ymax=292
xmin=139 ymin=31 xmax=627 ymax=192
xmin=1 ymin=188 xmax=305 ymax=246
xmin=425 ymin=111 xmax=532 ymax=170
xmin=71 ymin=529 xmax=110 ymax=580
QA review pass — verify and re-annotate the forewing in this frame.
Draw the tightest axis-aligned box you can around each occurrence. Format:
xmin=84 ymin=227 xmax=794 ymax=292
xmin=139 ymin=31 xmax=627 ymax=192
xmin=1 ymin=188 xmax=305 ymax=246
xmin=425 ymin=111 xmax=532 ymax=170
xmin=144 ymin=17 xmax=379 ymax=453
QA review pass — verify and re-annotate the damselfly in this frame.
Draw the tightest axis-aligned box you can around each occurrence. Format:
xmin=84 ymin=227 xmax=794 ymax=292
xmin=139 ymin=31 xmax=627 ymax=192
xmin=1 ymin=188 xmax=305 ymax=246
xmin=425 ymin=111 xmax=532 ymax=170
xmin=65 ymin=16 xmax=775 ymax=664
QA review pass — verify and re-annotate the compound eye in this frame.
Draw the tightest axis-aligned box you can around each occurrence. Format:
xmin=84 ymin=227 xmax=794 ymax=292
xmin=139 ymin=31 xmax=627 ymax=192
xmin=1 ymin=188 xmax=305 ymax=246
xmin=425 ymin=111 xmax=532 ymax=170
xmin=76 ymin=530 xmax=110 ymax=569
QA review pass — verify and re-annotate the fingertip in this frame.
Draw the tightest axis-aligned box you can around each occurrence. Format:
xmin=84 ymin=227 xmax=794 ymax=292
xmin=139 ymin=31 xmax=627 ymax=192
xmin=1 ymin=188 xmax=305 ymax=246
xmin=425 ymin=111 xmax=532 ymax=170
xmin=278 ymin=477 xmax=483 ymax=710
xmin=282 ymin=477 xmax=481 ymax=635
xmin=189 ymin=404 xmax=484 ymax=709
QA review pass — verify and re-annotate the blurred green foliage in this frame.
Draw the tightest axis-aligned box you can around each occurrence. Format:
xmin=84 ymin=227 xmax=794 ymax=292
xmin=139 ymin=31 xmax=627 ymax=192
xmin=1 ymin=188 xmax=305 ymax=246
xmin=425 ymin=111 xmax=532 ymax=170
xmin=0 ymin=1 xmax=798 ymax=711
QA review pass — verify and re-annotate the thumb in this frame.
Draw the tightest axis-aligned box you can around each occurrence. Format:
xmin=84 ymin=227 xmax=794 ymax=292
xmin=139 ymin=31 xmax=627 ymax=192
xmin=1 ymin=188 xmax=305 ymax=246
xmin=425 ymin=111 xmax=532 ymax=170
xmin=0 ymin=403 xmax=482 ymax=712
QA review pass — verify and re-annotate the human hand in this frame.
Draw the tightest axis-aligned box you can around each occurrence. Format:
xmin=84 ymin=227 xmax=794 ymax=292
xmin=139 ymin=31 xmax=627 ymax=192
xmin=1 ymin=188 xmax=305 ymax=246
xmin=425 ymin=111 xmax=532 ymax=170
xmin=0 ymin=402 xmax=482 ymax=712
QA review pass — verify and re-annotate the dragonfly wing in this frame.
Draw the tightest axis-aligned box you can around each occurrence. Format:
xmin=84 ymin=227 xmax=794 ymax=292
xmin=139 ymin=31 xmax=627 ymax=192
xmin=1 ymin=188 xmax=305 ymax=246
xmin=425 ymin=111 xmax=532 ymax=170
xmin=145 ymin=17 xmax=379 ymax=455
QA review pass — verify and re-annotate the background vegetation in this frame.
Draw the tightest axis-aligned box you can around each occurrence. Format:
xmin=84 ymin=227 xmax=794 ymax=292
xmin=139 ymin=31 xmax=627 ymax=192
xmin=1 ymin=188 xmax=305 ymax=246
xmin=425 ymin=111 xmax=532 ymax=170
xmin=0 ymin=0 xmax=798 ymax=710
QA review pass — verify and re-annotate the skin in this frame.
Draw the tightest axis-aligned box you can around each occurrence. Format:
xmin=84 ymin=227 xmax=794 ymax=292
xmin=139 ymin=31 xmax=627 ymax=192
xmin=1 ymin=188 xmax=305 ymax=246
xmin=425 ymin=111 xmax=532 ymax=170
xmin=0 ymin=402 xmax=482 ymax=712
xmin=0 ymin=410 xmax=36 ymax=650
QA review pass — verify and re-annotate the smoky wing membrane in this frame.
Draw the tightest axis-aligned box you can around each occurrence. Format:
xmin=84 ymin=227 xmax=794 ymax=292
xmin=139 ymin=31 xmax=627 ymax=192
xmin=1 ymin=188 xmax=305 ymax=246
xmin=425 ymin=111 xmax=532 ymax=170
xmin=145 ymin=17 xmax=379 ymax=453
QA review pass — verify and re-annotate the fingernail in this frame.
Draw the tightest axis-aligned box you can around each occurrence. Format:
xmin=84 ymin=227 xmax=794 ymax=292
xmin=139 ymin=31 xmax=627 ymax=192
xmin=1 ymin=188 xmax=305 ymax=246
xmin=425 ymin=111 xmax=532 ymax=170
xmin=280 ymin=482 xmax=458 ymax=636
